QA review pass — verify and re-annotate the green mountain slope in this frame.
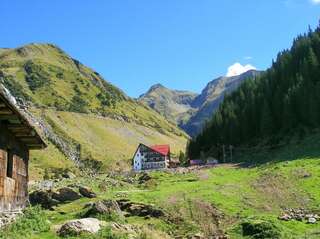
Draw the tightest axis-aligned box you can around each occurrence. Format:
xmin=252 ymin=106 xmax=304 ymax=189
xmin=0 ymin=43 xmax=188 ymax=179
xmin=29 ymin=109 xmax=188 ymax=179
xmin=138 ymin=83 xmax=198 ymax=124
xmin=0 ymin=43 xmax=126 ymax=112
xmin=188 ymin=24 xmax=320 ymax=159
xmin=139 ymin=71 xmax=261 ymax=136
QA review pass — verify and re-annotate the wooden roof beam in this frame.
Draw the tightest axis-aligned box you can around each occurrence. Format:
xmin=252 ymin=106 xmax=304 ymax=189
xmin=0 ymin=109 xmax=13 ymax=115
xmin=0 ymin=115 xmax=19 ymax=121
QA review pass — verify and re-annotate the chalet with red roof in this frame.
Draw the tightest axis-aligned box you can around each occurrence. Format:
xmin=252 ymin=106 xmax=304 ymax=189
xmin=132 ymin=144 xmax=171 ymax=171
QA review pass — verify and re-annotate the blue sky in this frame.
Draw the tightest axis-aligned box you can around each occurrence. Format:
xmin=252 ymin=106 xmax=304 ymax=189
xmin=1 ymin=1 xmax=320 ymax=97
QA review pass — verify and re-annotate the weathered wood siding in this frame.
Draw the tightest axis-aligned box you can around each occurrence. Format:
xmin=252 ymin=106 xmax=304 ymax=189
xmin=0 ymin=122 xmax=29 ymax=212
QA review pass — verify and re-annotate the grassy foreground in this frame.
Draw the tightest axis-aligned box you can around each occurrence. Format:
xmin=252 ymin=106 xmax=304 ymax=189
xmin=3 ymin=133 xmax=320 ymax=238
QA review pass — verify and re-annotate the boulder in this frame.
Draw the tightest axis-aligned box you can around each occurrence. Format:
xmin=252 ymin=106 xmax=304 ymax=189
xmin=52 ymin=187 xmax=81 ymax=202
xmin=138 ymin=173 xmax=151 ymax=184
xmin=62 ymin=171 xmax=76 ymax=179
xmin=57 ymin=218 xmax=102 ymax=236
xmin=83 ymin=200 xmax=123 ymax=218
xmin=308 ymin=217 xmax=317 ymax=224
xmin=79 ymin=186 xmax=97 ymax=198
xmin=109 ymin=222 xmax=137 ymax=235
xmin=29 ymin=190 xmax=58 ymax=209
xmin=117 ymin=199 xmax=165 ymax=218
xmin=278 ymin=214 xmax=291 ymax=221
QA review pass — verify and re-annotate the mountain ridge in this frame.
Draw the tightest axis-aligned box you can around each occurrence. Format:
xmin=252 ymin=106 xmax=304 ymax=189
xmin=139 ymin=69 xmax=262 ymax=136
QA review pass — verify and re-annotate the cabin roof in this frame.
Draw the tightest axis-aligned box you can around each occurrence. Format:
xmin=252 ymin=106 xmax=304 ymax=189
xmin=0 ymin=84 xmax=46 ymax=149
xmin=150 ymin=145 xmax=170 ymax=156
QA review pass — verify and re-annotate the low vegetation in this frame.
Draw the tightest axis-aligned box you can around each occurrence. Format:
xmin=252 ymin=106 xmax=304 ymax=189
xmin=2 ymin=132 xmax=319 ymax=238
xmin=0 ymin=206 xmax=50 ymax=239
xmin=29 ymin=109 xmax=188 ymax=179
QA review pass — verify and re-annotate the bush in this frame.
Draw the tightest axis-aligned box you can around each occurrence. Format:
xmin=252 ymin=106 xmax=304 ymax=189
xmin=0 ymin=206 xmax=50 ymax=239
xmin=241 ymin=219 xmax=282 ymax=239
xmin=24 ymin=60 xmax=51 ymax=91
xmin=69 ymin=94 xmax=88 ymax=113
xmin=0 ymin=74 xmax=31 ymax=101
xmin=56 ymin=72 xmax=64 ymax=79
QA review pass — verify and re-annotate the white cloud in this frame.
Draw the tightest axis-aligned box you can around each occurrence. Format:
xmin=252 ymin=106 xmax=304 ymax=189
xmin=311 ymin=0 xmax=320 ymax=4
xmin=226 ymin=63 xmax=256 ymax=77
xmin=244 ymin=56 xmax=253 ymax=60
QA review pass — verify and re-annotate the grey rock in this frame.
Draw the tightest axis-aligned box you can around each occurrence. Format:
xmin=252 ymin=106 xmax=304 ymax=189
xmin=117 ymin=199 xmax=165 ymax=218
xmin=79 ymin=186 xmax=97 ymax=198
xmin=138 ymin=172 xmax=151 ymax=184
xmin=57 ymin=218 xmax=102 ymax=236
xmin=83 ymin=200 xmax=123 ymax=218
xmin=278 ymin=214 xmax=291 ymax=221
xmin=52 ymin=187 xmax=81 ymax=202
xmin=308 ymin=217 xmax=317 ymax=224
xmin=29 ymin=190 xmax=59 ymax=209
xmin=62 ymin=172 xmax=76 ymax=179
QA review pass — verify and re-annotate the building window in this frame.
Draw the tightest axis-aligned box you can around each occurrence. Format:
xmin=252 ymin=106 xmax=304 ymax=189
xmin=6 ymin=149 xmax=13 ymax=178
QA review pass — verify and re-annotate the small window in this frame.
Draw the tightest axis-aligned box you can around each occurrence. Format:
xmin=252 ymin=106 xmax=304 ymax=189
xmin=6 ymin=150 xmax=13 ymax=178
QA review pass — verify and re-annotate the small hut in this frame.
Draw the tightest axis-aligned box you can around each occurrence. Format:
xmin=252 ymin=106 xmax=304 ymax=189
xmin=0 ymin=85 xmax=46 ymax=212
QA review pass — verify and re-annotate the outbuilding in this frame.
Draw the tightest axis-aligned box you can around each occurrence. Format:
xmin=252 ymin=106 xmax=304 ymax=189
xmin=0 ymin=85 xmax=46 ymax=212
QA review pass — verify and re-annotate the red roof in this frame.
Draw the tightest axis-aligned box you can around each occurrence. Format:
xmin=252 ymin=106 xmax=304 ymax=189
xmin=150 ymin=145 xmax=170 ymax=156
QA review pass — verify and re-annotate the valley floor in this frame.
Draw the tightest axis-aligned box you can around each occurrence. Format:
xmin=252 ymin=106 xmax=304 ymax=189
xmin=2 ymin=133 xmax=320 ymax=238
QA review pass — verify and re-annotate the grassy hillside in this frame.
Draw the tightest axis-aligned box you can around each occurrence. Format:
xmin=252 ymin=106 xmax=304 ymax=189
xmin=0 ymin=43 xmax=125 ymax=111
xmin=29 ymin=109 xmax=188 ymax=179
xmin=0 ymin=43 xmax=188 ymax=178
xmin=3 ymin=132 xmax=320 ymax=238
xmin=138 ymin=84 xmax=197 ymax=125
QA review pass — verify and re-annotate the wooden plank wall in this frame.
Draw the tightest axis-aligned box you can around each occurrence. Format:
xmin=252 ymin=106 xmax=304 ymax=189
xmin=0 ymin=122 xmax=29 ymax=212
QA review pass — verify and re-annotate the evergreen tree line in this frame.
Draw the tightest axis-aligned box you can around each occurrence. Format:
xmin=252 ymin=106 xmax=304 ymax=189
xmin=188 ymin=24 xmax=320 ymax=159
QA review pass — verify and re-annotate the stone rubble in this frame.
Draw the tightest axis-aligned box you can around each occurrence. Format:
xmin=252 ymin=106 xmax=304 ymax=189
xmin=278 ymin=208 xmax=318 ymax=224
xmin=0 ymin=211 xmax=22 ymax=228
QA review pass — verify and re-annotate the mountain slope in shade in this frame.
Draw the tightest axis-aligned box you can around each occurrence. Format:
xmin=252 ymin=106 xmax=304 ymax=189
xmin=139 ymin=70 xmax=261 ymax=136
xmin=183 ymin=70 xmax=261 ymax=136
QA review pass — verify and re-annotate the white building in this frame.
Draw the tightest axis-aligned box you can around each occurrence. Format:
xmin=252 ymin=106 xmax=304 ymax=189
xmin=132 ymin=144 xmax=171 ymax=171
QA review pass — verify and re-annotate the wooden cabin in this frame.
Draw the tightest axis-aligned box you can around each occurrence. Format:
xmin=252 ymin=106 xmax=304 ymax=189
xmin=133 ymin=144 xmax=171 ymax=171
xmin=0 ymin=85 xmax=46 ymax=212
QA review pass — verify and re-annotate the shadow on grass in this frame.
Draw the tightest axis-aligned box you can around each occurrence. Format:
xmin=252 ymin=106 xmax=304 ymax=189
xmin=228 ymin=132 xmax=320 ymax=168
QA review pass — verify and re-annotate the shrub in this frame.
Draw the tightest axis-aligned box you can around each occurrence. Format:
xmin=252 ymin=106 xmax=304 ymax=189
xmin=0 ymin=206 xmax=50 ymax=239
xmin=80 ymin=155 xmax=103 ymax=174
xmin=24 ymin=60 xmax=51 ymax=91
xmin=56 ymin=72 xmax=64 ymax=79
xmin=69 ymin=95 xmax=88 ymax=113
xmin=241 ymin=219 xmax=282 ymax=239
